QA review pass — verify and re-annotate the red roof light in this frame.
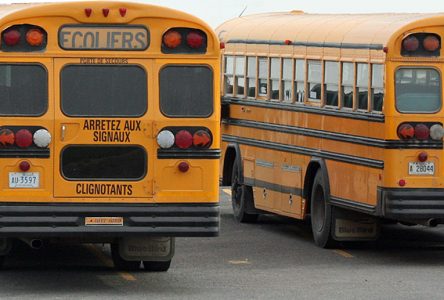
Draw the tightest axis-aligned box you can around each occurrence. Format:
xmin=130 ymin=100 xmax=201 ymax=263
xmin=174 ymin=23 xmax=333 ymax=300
xmin=186 ymin=31 xmax=204 ymax=49
xmin=163 ymin=30 xmax=182 ymax=49
xmin=403 ymin=36 xmax=419 ymax=52
xmin=423 ymin=35 xmax=440 ymax=52
xmin=3 ymin=30 xmax=21 ymax=46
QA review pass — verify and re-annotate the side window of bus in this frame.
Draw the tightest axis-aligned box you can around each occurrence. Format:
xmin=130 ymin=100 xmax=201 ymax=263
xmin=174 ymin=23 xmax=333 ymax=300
xmin=258 ymin=57 xmax=268 ymax=98
xmin=235 ymin=56 xmax=246 ymax=97
xmin=342 ymin=62 xmax=354 ymax=109
xmin=371 ymin=64 xmax=384 ymax=112
xmin=246 ymin=57 xmax=257 ymax=98
xmin=160 ymin=66 xmax=213 ymax=117
xmin=324 ymin=61 xmax=339 ymax=107
xmin=295 ymin=59 xmax=305 ymax=103
xmin=270 ymin=57 xmax=281 ymax=100
xmin=357 ymin=63 xmax=369 ymax=110
xmin=0 ymin=64 xmax=47 ymax=116
xmin=282 ymin=58 xmax=293 ymax=103
xmin=308 ymin=60 xmax=322 ymax=101
xmin=224 ymin=56 xmax=234 ymax=95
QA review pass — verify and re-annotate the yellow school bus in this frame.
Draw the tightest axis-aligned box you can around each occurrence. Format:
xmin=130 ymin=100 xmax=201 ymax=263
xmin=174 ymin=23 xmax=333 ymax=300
xmin=0 ymin=1 xmax=220 ymax=270
xmin=217 ymin=12 xmax=444 ymax=247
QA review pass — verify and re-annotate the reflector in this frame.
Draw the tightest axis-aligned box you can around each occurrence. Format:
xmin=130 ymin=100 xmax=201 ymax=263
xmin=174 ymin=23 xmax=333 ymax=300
xmin=418 ymin=152 xmax=428 ymax=162
xmin=19 ymin=161 xmax=30 ymax=172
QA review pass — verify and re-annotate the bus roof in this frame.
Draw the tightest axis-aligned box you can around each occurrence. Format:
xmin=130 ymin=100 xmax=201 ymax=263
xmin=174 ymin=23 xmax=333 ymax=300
xmin=0 ymin=1 xmax=211 ymax=28
xmin=216 ymin=11 xmax=444 ymax=49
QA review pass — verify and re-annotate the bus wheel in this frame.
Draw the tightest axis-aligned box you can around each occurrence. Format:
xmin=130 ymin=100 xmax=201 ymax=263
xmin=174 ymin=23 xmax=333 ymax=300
xmin=110 ymin=243 xmax=141 ymax=271
xmin=231 ymin=161 xmax=258 ymax=223
xmin=143 ymin=260 xmax=171 ymax=272
xmin=310 ymin=170 xmax=335 ymax=248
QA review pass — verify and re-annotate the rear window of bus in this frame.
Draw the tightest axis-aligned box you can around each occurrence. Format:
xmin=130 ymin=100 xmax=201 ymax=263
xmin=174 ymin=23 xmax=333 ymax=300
xmin=160 ymin=66 xmax=213 ymax=117
xmin=0 ymin=64 xmax=47 ymax=116
xmin=396 ymin=68 xmax=441 ymax=113
xmin=61 ymin=65 xmax=147 ymax=117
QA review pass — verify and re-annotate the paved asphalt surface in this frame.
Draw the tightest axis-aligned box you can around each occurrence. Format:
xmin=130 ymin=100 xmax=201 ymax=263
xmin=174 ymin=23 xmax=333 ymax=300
xmin=2 ymin=188 xmax=444 ymax=299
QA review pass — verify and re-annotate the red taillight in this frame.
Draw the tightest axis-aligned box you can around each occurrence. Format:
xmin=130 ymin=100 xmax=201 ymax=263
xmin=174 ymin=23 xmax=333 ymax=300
xmin=403 ymin=36 xmax=419 ymax=52
xmin=3 ymin=29 xmax=21 ymax=46
xmin=418 ymin=151 xmax=428 ymax=162
xmin=19 ymin=161 xmax=30 ymax=172
xmin=0 ymin=128 xmax=15 ymax=147
xmin=15 ymin=129 xmax=33 ymax=148
xmin=193 ymin=130 xmax=212 ymax=148
xmin=397 ymin=124 xmax=415 ymax=140
xmin=175 ymin=130 xmax=193 ymax=149
xmin=423 ymin=35 xmax=440 ymax=52
xmin=414 ymin=124 xmax=430 ymax=140
xmin=163 ymin=30 xmax=182 ymax=49
xmin=26 ymin=29 xmax=43 ymax=46
xmin=186 ymin=31 xmax=204 ymax=49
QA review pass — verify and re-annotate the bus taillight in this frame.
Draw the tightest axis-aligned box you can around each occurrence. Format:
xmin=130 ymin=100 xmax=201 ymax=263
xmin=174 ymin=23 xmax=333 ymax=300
xmin=175 ymin=130 xmax=193 ymax=149
xmin=3 ymin=29 xmax=21 ymax=46
xmin=414 ymin=124 xmax=430 ymax=140
xmin=397 ymin=123 xmax=415 ymax=140
xmin=157 ymin=130 xmax=175 ymax=149
xmin=423 ymin=35 xmax=440 ymax=52
xmin=26 ymin=28 xmax=44 ymax=46
xmin=430 ymin=124 xmax=444 ymax=140
xmin=193 ymin=130 xmax=212 ymax=148
xmin=163 ymin=30 xmax=182 ymax=49
xmin=15 ymin=129 xmax=33 ymax=148
xmin=402 ymin=36 xmax=419 ymax=52
xmin=187 ymin=31 xmax=204 ymax=49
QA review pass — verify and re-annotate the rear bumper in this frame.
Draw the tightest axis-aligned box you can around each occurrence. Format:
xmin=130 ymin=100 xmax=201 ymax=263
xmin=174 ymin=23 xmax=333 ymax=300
xmin=379 ymin=188 xmax=444 ymax=220
xmin=0 ymin=203 xmax=219 ymax=238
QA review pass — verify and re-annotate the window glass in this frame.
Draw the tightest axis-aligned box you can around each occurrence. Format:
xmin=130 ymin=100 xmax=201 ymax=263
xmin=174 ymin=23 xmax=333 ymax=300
xmin=282 ymin=59 xmax=293 ymax=103
xmin=258 ymin=57 xmax=268 ymax=97
xmin=308 ymin=60 xmax=321 ymax=100
xmin=61 ymin=65 xmax=147 ymax=117
xmin=357 ymin=63 xmax=369 ymax=110
xmin=372 ymin=64 xmax=384 ymax=112
xmin=224 ymin=56 xmax=234 ymax=95
xmin=225 ymin=56 xmax=234 ymax=75
xmin=235 ymin=56 xmax=246 ymax=96
xmin=295 ymin=59 xmax=305 ymax=103
xmin=235 ymin=56 xmax=245 ymax=76
xmin=324 ymin=61 xmax=339 ymax=107
xmin=342 ymin=62 xmax=354 ymax=109
xmin=0 ymin=64 xmax=47 ymax=116
xmin=160 ymin=66 xmax=213 ymax=117
xmin=270 ymin=58 xmax=280 ymax=100
xmin=62 ymin=146 xmax=146 ymax=180
xmin=396 ymin=68 xmax=441 ymax=112
xmin=247 ymin=57 xmax=257 ymax=98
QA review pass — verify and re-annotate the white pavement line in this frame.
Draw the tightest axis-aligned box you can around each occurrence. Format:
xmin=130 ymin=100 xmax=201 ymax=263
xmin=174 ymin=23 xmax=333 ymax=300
xmin=333 ymin=249 xmax=354 ymax=258
xmin=222 ymin=188 xmax=232 ymax=196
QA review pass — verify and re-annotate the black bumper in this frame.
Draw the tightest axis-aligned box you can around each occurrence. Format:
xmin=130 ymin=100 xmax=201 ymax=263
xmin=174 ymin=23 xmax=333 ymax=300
xmin=379 ymin=188 xmax=444 ymax=220
xmin=0 ymin=203 xmax=219 ymax=238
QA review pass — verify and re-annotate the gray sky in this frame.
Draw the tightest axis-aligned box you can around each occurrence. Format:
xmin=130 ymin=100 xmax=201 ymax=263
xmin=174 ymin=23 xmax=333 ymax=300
xmin=2 ymin=0 xmax=444 ymax=28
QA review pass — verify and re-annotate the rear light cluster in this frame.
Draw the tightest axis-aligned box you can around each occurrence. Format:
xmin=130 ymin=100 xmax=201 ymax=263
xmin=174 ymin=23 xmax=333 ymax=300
xmin=0 ymin=127 xmax=51 ymax=148
xmin=401 ymin=33 xmax=441 ymax=57
xmin=162 ymin=28 xmax=207 ymax=54
xmin=397 ymin=122 xmax=444 ymax=141
xmin=2 ymin=24 xmax=47 ymax=52
xmin=157 ymin=127 xmax=212 ymax=150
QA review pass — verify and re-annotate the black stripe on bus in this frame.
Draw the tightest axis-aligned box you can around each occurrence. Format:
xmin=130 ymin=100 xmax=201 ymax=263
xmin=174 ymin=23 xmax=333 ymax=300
xmin=223 ymin=134 xmax=384 ymax=169
xmin=329 ymin=196 xmax=377 ymax=215
xmin=244 ymin=177 xmax=303 ymax=196
xmin=157 ymin=149 xmax=221 ymax=159
xmin=224 ymin=118 xmax=443 ymax=149
xmin=0 ymin=149 xmax=50 ymax=158
xmin=227 ymin=39 xmax=384 ymax=50
xmin=223 ymin=97 xmax=385 ymax=123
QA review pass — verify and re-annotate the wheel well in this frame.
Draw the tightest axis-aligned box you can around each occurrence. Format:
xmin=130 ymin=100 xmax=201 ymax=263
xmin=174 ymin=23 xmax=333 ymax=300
xmin=303 ymin=161 xmax=321 ymax=214
xmin=222 ymin=147 xmax=236 ymax=186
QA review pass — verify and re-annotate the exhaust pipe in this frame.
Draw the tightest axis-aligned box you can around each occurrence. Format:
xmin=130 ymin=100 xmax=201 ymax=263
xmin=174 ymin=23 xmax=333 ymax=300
xmin=20 ymin=238 xmax=43 ymax=249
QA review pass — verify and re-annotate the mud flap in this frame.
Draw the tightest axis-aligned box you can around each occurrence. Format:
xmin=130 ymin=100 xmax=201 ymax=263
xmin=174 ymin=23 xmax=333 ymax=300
xmin=119 ymin=237 xmax=175 ymax=262
xmin=332 ymin=207 xmax=380 ymax=241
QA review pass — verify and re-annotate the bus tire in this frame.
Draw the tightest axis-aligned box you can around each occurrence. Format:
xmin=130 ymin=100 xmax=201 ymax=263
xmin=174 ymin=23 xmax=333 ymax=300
xmin=111 ymin=243 xmax=141 ymax=271
xmin=231 ymin=161 xmax=258 ymax=223
xmin=143 ymin=260 xmax=171 ymax=272
xmin=310 ymin=170 xmax=336 ymax=248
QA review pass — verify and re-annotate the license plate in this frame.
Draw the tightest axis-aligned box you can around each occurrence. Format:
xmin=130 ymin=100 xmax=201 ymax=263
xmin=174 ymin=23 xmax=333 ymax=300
xmin=9 ymin=172 xmax=39 ymax=188
xmin=408 ymin=162 xmax=435 ymax=175
xmin=85 ymin=217 xmax=124 ymax=226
